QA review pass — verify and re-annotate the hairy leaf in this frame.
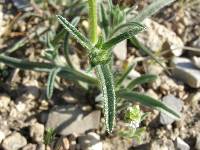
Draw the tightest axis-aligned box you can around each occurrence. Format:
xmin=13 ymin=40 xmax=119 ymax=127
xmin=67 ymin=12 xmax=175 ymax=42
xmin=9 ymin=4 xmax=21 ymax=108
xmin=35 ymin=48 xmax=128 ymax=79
xmin=127 ymin=74 xmax=157 ymax=90
xmin=111 ymin=22 xmax=145 ymax=36
xmin=117 ymin=90 xmax=180 ymax=120
xmin=53 ymin=16 xmax=80 ymax=47
xmin=57 ymin=15 xmax=93 ymax=51
xmin=97 ymin=64 xmax=116 ymax=133
xmin=102 ymin=23 xmax=145 ymax=50
xmin=47 ymin=67 xmax=61 ymax=99
xmin=0 ymin=55 xmax=98 ymax=85
xmin=99 ymin=3 xmax=109 ymax=38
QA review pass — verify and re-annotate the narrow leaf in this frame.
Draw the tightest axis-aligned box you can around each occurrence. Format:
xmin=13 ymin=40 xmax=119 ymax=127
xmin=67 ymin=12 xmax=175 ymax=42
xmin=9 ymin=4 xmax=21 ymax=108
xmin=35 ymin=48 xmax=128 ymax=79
xmin=127 ymin=74 xmax=157 ymax=90
xmin=53 ymin=16 xmax=80 ymax=46
xmin=133 ymin=0 xmax=175 ymax=22
xmin=0 ymin=55 xmax=98 ymax=85
xmin=117 ymin=90 xmax=180 ymax=120
xmin=47 ymin=67 xmax=61 ymax=99
xmin=99 ymin=3 xmax=109 ymax=38
xmin=102 ymin=23 xmax=145 ymax=50
xmin=57 ymin=15 xmax=93 ymax=51
xmin=111 ymin=22 xmax=143 ymax=36
xmin=97 ymin=64 xmax=116 ymax=133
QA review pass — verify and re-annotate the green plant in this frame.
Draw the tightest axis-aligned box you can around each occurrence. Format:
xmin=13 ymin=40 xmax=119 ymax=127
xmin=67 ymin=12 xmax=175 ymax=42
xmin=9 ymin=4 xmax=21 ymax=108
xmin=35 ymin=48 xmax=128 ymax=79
xmin=43 ymin=128 xmax=56 ymax=146
xmin=118 ymin=105 xmax=147 ymax=142
xmin=0 ymin=0 xmax=180 ymax=135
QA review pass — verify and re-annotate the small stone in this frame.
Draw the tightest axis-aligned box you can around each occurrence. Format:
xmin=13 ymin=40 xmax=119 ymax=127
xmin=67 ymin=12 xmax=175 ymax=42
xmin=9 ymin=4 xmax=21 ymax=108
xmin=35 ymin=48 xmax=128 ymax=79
xmin=150 ymin=139 xmax=175 ymax=150
xmin=78 ymin=132 xmax=102 ymax=150
xmin=192 ymin=56 xmax=200 ymax=69
xmin=150 ymin=77 xmax=161 ymax=90
xmin=82 ymin=105 xmax=93 ymax=112
xmin=38 ymin=111 xmax=49 ymax=124
xmin=23 ymin=80 xmax=40 ymax=100
xmin=30 ymin=123 xmax=45 ymax=143
xmin=95 ymin=94 xmax=103 ymax=103
xmin=113 ymin=40 xmax=127 ymax=60
xmin=192 ymin=37 xmax=200 ymax=49
xmin=22 ymin=144 xmax=37 ymax=150
xmin=159 ymin=95 xmax=183 ymax=125
xmin=46 ymin=105 xmax=101 ymax=135
xmin=2 ymin=132 xmax=27 ymax=150
xmin=187 ymin=92 xmax=200 ymax=107
xmin=0 ymin=130 xmax=6 ymax=143
xmin=128 ymin=70 xmax=141 ymax=79
xmin=146 ymin=62 xmax=165 ymax=75
xmin=175 ymin=137 xmax=190 ymax=150
xmin=0 ymin=94 xmax=11 ymax=110
xmin=69 ymin=54 xmax=81 ymax=70
xmin=171 ymin=57 xmax=200 ymax=88
xmin=37 ymin=144 xmax=49 ymax=150
xmin=56 ymin=137 xmax=70 ymax=150
xmin=136 ymin=19 xmax=184 ymax=56
xmin=146 ymin=89 xmax=159 ymax=100
xmin=12 ymin=0 xmax=32 ymax=11
xmin=62 ymin=92 xmax=78 ymax=104
xmin=16 ymin=102 xmax=26 ymax=112
xmin=196 ymin=134 xmax=200 ymax=150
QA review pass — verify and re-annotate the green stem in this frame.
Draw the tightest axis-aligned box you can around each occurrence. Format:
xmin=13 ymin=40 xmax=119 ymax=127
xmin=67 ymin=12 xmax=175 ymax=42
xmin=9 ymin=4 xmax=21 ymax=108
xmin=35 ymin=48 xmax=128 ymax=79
xmin=88 ymin=0 xmax=116 ymax=133
xmin=88 ymin=0 xmax=98 ymax=44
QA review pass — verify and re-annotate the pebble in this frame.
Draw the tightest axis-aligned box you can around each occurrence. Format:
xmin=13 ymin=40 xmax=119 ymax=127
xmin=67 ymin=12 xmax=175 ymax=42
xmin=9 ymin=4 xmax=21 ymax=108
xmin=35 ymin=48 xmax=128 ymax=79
xmin=22 ymin=144 xmax=37 ymax=150
xmin=146 ymin=62 xmax=165 ymax=75
xmin=187 ymin=92 xmax=200 ymax=107
xmin=136 ymin=19 xmax=184 ymax=56
xmin=15 ymin=102 xmax=26 ymax=112
xmin=128 ymin=69 xmax=141 ymax=79
xmin=56 ymin=137 xmax=70 ymax=150
xmin=150 ymin=139 xmax=175 ymax=150
xmin=46 ymin=105 xmax=101 ymax=135
xmin=12 ymin=0 xmax=32 ymax=11
xmin=159 ymin=95 xmax=183 ymax=125
xmin=78 ymin=132 xmax=102 ymax=150
xmin=62 ymin=92 xmax=78 ymax=104
xmin=30 ymin=122 xmax=44 ymax=143
xmin=2 ymin=132 xmax=27 ymax=150
xmin=146 ymin=89 xmax=159 ymax=100
xmin=0 ymin=94 xmax=11 ymax=110
xmin=22 ymin=80 xmax=40 ymax=100
xmin=191 ymin=37 xmax=200 ymax=56
xmin=37 ymin=144 xmax=49 ymax=150
xmin=192 ymin=56 xmax=200 ymax=69
xmin=0 ymin=130 xmax=6 ymax=143
xmin=196 ymin=134 xmax=200 ymax=150
xmin=175 ymin=137 xmax=190 ymax=150
xmin=69 ymin=54 xmax=81 ymax=69
xmin=113 ymin=40 xmax=127 ymax=60
xmin=171 ymin=57 xmax=200 ymax=88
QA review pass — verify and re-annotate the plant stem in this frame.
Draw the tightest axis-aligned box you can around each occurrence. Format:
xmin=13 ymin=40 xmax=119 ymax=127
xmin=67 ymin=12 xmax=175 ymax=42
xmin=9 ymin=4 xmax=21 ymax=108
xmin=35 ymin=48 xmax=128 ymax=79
xmin=88 ymin=0 xmax=98 ymax=44
xmin=88 ymin=0 xmax=116 ymax=133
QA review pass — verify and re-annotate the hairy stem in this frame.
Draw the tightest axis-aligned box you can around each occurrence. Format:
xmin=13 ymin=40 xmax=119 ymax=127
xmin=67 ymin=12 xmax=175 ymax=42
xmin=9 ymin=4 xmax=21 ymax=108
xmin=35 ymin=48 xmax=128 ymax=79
xmin=88 ymin=0 xmax=116 ymax=133
xmin=88 ymin=0 xmax=98 ymax=43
